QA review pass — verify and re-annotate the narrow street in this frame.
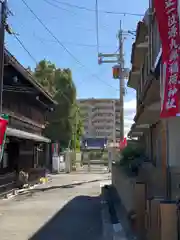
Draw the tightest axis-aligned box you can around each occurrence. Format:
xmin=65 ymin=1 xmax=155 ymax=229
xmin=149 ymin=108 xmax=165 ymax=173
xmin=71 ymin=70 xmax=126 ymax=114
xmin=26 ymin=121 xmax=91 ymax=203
xmin=0 ymin=170 xmax=110 ymax=240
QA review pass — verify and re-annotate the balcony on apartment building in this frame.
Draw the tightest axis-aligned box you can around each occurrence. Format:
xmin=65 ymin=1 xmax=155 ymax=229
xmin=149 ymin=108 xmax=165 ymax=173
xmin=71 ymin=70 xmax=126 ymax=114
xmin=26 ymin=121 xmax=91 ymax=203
xmin=92 ymin=119 xmax=114 ymax=125
xmin=116 ymin=113 xmax=120 ymax=118
xmin=128 ymin=9 xmax=161 ymax=138
xmin=97 ymin=114 xmax=114 ymax=119
xmin=96 ymin=131 xmax=113 ymax=139
xmin=93 ymin=101 xmax=114 ymax=107
xmin=92 ymin=107 xmax=114 ymax=113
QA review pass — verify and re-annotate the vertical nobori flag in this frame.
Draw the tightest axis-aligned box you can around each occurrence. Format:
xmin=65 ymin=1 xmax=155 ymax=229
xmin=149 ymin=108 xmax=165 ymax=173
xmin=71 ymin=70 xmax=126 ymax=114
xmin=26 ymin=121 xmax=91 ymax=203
xmin=154 ymin=0 xmax=180 ymax=117
xmin=0 ymin=114 xmax=8 ymax=162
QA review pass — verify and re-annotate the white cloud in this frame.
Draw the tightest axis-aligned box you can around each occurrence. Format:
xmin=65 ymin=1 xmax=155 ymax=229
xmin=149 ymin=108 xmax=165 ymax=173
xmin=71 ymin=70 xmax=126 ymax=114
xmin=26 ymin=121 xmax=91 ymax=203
xmin=124 ymin=99 xmax=136 ymax=110
xmin=124 ymin=99 xmax=136 ymax=137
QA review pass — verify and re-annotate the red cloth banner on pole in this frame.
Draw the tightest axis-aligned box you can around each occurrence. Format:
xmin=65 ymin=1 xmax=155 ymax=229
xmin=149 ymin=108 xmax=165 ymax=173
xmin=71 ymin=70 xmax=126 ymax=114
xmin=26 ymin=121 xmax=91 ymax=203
xmin=154 ymin=0 xmax=180 ymax=118
xmin=0 ymin=117 xmax=8 ymax=145
xmin=0 ymin=114 xmax=8 ymax=162
xmin=119 ymin=137 xmax=127 ymax=150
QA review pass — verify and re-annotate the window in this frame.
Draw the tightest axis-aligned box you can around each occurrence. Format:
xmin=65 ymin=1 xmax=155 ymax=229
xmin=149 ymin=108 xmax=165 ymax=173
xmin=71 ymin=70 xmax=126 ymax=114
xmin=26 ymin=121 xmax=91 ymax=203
xmin=152 ymin=19 xmax=161 ymax=66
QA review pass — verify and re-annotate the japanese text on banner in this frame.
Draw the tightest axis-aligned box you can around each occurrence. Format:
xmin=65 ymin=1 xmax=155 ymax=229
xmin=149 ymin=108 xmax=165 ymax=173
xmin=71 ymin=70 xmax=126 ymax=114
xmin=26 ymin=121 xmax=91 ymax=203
xmin=154 ymin=0 xmax=180 ymax=117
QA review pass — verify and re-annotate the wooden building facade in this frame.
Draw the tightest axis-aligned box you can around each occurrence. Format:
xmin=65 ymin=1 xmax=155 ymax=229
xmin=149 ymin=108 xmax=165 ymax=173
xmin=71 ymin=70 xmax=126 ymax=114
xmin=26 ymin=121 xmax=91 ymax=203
xmin=0 ymin=49 xmax=56 ymax=194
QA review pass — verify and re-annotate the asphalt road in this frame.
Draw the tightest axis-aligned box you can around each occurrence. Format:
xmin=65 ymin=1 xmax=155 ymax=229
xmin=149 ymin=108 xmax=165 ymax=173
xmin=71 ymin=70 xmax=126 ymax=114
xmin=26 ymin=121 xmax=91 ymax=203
xmin=0 ymin=172 xmax=110 ymax=240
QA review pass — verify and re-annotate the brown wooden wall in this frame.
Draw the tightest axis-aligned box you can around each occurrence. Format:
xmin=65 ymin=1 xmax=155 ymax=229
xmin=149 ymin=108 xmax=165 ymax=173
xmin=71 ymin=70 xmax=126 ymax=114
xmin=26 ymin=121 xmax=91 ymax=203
xmin=3 ymin=91 xmax=45 ymax=127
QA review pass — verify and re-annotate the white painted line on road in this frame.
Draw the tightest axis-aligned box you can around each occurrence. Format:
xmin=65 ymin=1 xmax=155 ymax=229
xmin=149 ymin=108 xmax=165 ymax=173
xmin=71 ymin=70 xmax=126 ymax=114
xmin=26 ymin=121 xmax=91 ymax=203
xmin=113 ymin=236 xmax=127 ymax=240
xmin=113 ymin=223 xmax=123 ymax=232
xmin=100 ymin=180 xmax=111 ymax=188
xmin=112 ymin=223 xmax=128 ymax=240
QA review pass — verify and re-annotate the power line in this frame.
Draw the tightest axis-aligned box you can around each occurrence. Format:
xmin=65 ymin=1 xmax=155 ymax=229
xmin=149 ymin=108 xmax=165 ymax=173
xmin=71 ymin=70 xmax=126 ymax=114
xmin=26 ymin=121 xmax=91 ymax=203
xmin=43 ymin=0 xmax=123 ymax=34
xmin=41 ymin=0 xmax=139 ymax=35
xmin=11 ymin=33 xmax=119 ymax=110
xmin=12 ymin=14 xmax=97 ymax=35
xmin=32 ymin=32 xmax=114 ymax=49
xmin=10 ymin=22 xmax=119 ymax=92
xmin=42 ymin=0 xmax=139 ymax=34
xmin=43 ymin=0 xmax=77 ymax=15
xmin=50 ymin=0 xmax=144 ymax=16
xmin=9 ymin=32 xmax=118 ymax=134
xmin=21 ymin=0 xmax=119 ymax=91
xmin=10 ymin=30 xmax=80 ymax=103
xmin=12 ymin=33 xmax=38 ymax=64
xmin=11 ymin=33 xmax=78 ymax=104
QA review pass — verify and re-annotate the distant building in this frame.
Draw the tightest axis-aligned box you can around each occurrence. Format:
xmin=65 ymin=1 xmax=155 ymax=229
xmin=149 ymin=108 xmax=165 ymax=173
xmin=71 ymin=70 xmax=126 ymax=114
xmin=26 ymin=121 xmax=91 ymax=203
xmin=77 ymin=98 xmax=121 ymax=141
xmin=81 ymin=137 xmax=107 ymax=150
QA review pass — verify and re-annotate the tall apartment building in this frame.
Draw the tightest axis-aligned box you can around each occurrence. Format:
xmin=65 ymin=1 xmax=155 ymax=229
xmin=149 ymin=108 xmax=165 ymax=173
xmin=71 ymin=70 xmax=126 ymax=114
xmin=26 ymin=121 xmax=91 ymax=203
xmin=77 ymin=98 xmax=121 ymax=141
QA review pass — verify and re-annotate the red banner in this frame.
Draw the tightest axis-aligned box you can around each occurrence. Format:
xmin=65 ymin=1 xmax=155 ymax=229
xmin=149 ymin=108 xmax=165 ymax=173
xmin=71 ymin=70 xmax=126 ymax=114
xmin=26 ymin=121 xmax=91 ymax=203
xmin=154 ymin=0 xmax=180 ymax=117
xmin=119 ymin=137 xmax=127 ymax=150
xmin=0 ymin=117 xmax=8 ymax=145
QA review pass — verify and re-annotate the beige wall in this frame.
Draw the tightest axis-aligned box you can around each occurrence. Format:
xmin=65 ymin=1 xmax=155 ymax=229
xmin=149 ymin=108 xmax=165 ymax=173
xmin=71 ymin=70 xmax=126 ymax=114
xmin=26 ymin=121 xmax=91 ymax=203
xmin=148 ymin=117 xmax=180 ymax=199
xmin=151 ymin=121 xmax=162 ymax=164
xmin=112 ymin=164 xmax=135 ymax=213
xmin=167 ymin=117 xmax=180 ymax=167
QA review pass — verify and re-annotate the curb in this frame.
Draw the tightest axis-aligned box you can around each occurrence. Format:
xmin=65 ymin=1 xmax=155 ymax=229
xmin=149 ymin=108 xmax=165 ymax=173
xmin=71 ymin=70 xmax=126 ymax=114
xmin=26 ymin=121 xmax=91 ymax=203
xmin=101 ymin=183 xmax=128 ymax=240
xmin=1 ymin=179 xmax=50 ymax=201
xmin=101 ymin=186 xmax=113 ymax=240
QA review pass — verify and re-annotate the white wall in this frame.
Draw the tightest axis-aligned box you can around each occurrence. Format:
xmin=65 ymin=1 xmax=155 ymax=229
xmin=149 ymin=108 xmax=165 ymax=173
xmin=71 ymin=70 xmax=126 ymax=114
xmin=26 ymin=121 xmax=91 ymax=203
xmin=167 ymin=117 xmax=180 ymax=166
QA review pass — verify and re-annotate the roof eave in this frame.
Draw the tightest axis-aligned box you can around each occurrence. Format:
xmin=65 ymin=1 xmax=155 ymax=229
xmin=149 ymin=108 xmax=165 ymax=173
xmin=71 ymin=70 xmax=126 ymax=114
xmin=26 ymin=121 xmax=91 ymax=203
xmin=5 ymin=49 xmax=57 ymax=106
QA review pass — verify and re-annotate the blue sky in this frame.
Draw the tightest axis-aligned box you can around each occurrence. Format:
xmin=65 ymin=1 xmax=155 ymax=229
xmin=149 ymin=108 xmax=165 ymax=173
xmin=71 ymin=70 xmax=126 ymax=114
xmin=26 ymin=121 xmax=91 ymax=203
xmin=6 ymin=0 xmax=148 ymax=135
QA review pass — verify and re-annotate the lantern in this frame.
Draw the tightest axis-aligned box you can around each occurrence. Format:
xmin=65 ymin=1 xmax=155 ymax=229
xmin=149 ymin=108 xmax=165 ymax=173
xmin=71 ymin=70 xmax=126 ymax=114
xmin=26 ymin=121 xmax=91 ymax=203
xmin=112 ymin=65 xmax=120 ymax=79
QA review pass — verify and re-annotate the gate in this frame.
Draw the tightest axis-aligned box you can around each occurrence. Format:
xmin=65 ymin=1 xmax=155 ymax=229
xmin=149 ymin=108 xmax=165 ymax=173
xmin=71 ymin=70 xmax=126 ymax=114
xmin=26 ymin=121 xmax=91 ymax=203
xmin=78 ymin=150 xmax=109 ymax=173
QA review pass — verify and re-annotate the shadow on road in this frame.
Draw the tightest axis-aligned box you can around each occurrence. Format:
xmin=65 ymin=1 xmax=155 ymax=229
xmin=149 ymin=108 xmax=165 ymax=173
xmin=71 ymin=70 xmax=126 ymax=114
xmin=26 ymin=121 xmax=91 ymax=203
xmin=28 ymin=195 xmax=102 ymax=240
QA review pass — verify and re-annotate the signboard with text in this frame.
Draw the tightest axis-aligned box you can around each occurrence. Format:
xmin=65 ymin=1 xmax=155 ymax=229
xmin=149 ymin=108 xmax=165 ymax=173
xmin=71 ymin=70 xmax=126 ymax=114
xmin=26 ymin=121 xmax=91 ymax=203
xmin=155 ymin=0 xmax=180 ymax=118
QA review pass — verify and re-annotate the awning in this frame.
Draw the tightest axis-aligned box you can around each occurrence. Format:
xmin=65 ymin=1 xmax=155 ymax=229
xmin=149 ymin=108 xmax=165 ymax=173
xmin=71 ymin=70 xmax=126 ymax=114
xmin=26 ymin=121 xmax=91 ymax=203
xmin=6 ymin=127 xmax=51 ymax=143
xmin=131 ymin=22 xmax=148 ymax=67
xmin=128 ymin=131 xmax=143 ymax=138
xmin=134 ymin=102 xmax=160 ymax=125
xmin=128 ymin=69 xmax=140 ymax=89
xmin=142 ymin=78 xmax=160 ymax=106
xmin=131 ymin=123 xmax=150 ymax=133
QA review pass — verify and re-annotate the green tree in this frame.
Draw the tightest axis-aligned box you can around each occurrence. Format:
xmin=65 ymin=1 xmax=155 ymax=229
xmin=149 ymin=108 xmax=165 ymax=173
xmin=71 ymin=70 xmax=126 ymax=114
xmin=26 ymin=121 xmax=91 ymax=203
xmin=34 ymin=60 xmax=56 ymax=94
xmin=33 ymin=60 xmax=83 ymax=148
xmin=71 ymin=105 xmax=84 ymax=150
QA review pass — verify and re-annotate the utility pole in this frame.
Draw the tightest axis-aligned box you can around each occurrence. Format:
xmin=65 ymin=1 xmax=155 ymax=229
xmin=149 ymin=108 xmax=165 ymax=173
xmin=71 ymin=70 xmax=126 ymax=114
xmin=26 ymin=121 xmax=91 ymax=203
xmin=119 ymin=20 xmax=125 ymax=140
xmin=74 ymin=109 xmax=78 ymax=165
xmin=112 ymin=100 xmax=116 ymax=148
xmin=74 ymin=110 xmax=77 ymax=152
xmin=98 ymin=20 xmax=128 ymax=142
xmin=0 ymin=0 xmax=7 ymax=113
